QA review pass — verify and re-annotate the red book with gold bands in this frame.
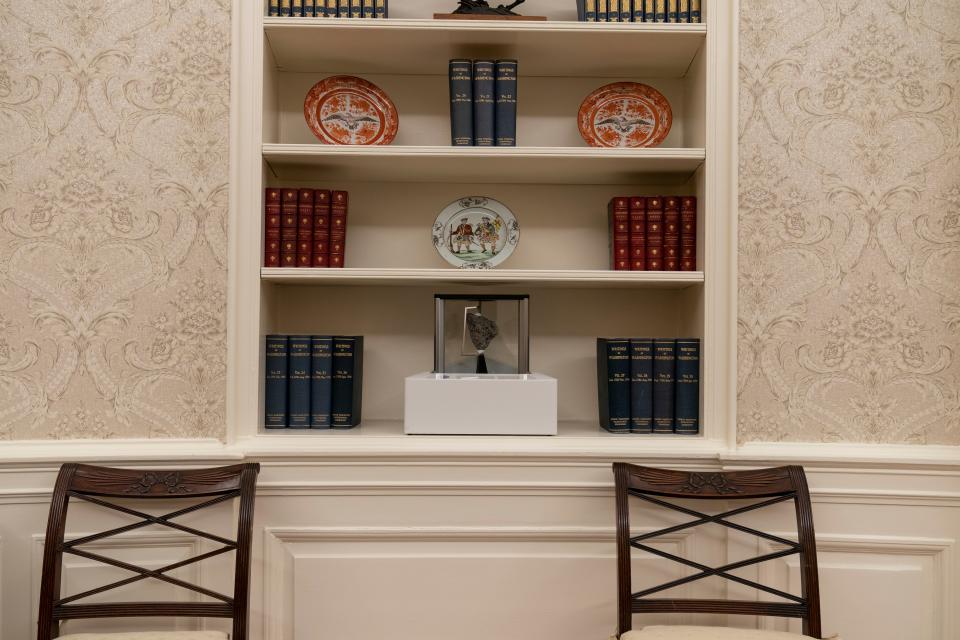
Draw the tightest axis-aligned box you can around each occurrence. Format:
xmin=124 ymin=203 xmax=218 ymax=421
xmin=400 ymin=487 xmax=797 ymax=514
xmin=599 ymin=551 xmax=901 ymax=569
xmin=645 ymin=196 xmax=664 ymax=271
xmin=663 ymin=196 xmax=680 ymax=271
xmin=680 ymin=196 xmax=697 ymax=271
xmin=628 ymin=197 xmax=646 ymax=271
xmin=296 ymin=189 xmax=314 ymax=268
xmin=314 ymin=190 xmax=332 ymax=268
xmin=264 ymin=188 xmax=282 ymax=268
xmin=608 ymin=196 xmax=630 ymax=271
xmin=330 ymin=190 xmax=348 ymax=269
xmin=280 ymin=188 xmax=299 ymax=268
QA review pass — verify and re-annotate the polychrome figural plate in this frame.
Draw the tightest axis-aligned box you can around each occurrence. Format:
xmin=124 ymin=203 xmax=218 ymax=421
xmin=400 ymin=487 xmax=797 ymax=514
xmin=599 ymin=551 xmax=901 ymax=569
xmin=578 ymin=82 xmax=673 ymax=148
xmin=432 ymin=197 xmax=520 ymax=270
xmin=304 ymin=75 xmax=398 ymax=145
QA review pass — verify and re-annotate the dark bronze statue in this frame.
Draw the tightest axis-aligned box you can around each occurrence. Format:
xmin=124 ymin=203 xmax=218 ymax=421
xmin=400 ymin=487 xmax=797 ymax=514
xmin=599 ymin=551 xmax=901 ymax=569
xmin=453 ymin=0 xmax=527 ymax=16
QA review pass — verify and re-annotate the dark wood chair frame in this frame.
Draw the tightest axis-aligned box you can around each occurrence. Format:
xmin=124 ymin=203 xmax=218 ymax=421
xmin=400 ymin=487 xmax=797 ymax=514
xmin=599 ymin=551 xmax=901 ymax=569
xmin=613 ymin=463 xmax=822 ymax=639
xmin=37 ymin=462 xmax=260 ymax=640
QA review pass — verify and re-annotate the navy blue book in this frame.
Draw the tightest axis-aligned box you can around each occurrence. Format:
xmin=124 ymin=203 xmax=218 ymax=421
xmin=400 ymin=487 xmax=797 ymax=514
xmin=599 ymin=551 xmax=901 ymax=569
xmin=332 ymin=336 xmax=364 ymax=428
xmin=629 ymin=339 xmax=654 ymax=433
xmin=376 ymin=0 xmax=387 ymax=18
xmin=690 ymin=0 xmax=701 ymax=22
xmin=310 ymin=336 xmax=333 ymax=428
xmin=597 ymin=338 xmax=631 ymax=433
xmin=264 ymin=335 xmax=288 ymax=429
xmin=585 ymin=0 xmax=597 ymax=21
xmin=350 ymin=0 xmax=362 ymax=17
xmin=675 ymin=339 xmax=700 ymax=434
xmin=652 ymin=339 xmax=676 ymax=433
xmin=337 ymin=0 xmax=349 ymax=17
xmin=633 ymin=0 xmax=645 ymax=22
xmin=268 ymin=0 xmax=280 ymax=16
xmin=473 ymin=61 xmax=496 ymax=147
xmin=280 ymin=0 xmax=292 ymax=17
xmin=291 ymin=0 xmax=303 ymax=16
xmin=449 ymin=60 xmax=474 ymax=146
xmin=287 ymin=335 xmax=312 ymax=429
xmin=494 ymin=60 xmax=518 ymax=147
xmin=363 ymin=0 xmax=374 ymax=17
xmin=620 ymin=0 xmax=632 ymax=22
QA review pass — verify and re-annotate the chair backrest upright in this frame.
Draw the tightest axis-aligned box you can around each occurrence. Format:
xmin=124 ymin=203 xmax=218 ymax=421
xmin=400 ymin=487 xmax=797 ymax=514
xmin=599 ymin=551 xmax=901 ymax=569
xmin=613 ymin=463 xmax=822 ymax=638
xmin=37 ymin=463 xmax=260 ymax=640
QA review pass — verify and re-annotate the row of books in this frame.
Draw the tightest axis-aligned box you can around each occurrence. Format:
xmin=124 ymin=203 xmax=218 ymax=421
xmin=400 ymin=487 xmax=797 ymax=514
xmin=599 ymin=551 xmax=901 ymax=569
xmin=609 ymin=196 xmax=696 ymax=271
xmin=267 ymin=0 xmax=387 ymax=17
xmin=265 ymin=335 xmax=364 ymax=429
xmin=449 ymin=59 xmax=518 ymax=147
xmin=577 ymin=0 xmax=702 ymax=22
xmin=597 ymin=338 xmax=699 ymax=434
xmin=265 ymin=188 xmax=348 ymax=269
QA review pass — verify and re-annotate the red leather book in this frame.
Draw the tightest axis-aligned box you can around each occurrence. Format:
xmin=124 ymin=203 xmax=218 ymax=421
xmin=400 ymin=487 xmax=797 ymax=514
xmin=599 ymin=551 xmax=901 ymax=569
xmin=313 ymin=190 xmax=332 ymax=268
xmin=680 ymin=196 xmax=697 ymax=271
xmin=628 ymin=197 xmax=646 ymax=271
xmin=663 ymin=196 xmax=681 ymax=271
xmin=296 ymin=188 xmax=314 ymax=268
xmin=608 ymin=196 xmax=630 ymax=271
xmin=645 ymin=196 xmax=664 ymax=271
xmin=280 ymin=188 xmax=299 ymax=268
xmin=330 ymin=190 xmax=348 ymax=269
xmin=264 ymin=188 xmax=282 ymax=268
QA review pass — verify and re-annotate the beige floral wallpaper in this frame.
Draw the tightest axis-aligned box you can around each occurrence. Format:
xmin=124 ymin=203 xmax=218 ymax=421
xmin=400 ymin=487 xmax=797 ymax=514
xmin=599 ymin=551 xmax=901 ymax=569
xmin=0 ymin=1 xmax=230 ymax=440
xmin=738 ymin=0 xmax=960 ymax=443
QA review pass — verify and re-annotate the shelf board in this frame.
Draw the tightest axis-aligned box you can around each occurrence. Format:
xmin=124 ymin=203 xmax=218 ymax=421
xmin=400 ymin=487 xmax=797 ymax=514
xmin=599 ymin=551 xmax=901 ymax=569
xmin=262 ymin=144 xmax=706 ymax=184
xmin=264 ymin=18 xmax=706 ymax=79
xmin=261 ymin=268 xmax=704 ymax=289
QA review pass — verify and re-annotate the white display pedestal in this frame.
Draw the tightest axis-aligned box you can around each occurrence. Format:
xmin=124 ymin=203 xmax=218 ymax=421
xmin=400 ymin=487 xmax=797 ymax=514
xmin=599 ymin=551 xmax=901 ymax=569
xmin=404 ymin=373 xmax=558 ymax=435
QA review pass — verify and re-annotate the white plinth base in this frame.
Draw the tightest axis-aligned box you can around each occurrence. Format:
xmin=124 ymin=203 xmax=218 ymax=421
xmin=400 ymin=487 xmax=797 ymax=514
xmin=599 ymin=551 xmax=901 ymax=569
xmin=404 ymin=373 xmax=558 ymax=435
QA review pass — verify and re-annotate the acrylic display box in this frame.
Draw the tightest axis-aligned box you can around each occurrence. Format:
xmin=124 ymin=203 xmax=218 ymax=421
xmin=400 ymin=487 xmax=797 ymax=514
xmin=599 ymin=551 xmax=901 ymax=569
xmin=404 ymin=372 xmax=558 ymax=435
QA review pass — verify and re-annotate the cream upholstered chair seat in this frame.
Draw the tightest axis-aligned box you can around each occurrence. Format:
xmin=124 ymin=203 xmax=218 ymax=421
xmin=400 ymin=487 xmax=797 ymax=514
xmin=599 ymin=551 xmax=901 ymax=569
xmin=56 ymin=632 xmax=228 ymax=639
xmin=621 ymin=627 xmax=839 ymax=639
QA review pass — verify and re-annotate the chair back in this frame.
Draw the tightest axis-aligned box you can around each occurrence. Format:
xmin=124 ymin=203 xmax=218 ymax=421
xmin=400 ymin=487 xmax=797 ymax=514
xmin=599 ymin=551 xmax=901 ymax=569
xmin=613 ymin=463 xmax=822 ymax=638
xmin=37 ymin=463 xmax=260 ymax=640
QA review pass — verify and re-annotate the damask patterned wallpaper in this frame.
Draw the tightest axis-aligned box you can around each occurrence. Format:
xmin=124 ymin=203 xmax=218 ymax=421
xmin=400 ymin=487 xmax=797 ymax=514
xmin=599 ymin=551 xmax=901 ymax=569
xmin=0 ymin=1 xmax=231 ymax=440
xmin=737 ymin=0 xmax=960 ymax=443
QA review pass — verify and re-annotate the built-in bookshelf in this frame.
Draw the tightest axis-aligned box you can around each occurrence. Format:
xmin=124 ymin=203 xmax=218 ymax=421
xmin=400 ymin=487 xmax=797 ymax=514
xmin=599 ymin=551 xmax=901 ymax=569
xmin=230 ymin=0 xmax=737 ymax=452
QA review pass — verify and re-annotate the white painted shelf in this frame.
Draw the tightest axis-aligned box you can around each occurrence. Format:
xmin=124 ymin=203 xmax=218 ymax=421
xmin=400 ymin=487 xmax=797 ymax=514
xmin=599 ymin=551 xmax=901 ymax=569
xmin=262 ymin=144 xmax=706 ymax=184
xmin=261 ymin=267 xmax=705 ymax=288
xmin=264 ymin=18 xmax=706 ymax=78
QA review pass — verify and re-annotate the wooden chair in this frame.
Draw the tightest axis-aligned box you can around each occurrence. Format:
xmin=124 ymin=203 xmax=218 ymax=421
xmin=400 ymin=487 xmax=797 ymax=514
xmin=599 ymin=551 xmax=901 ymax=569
xmin=37 ymin=463 xmax=260 ymax=640
xmin=613 ymin=463 xmax=828 ymax=640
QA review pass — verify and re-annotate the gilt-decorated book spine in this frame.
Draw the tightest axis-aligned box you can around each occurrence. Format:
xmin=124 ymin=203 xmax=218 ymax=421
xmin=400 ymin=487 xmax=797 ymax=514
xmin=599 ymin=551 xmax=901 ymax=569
xmin=654 ymin=0 xmax=666 ymax=22
xmin=495 ymin=60 xmax=518 ymax=147
xmin=330 ymin=190 xmax=348 ymax=268
xmin=653 ymin=338 xmax=676 ymax=433
xmin=280 ymin=189 xmax=298 ymax=268
xmin=633 ymin=0 xmax=646 ymax=21
xmin=268 ymin=0 xmax=280 ymax=16
xmin=585 ymin=0 xmax=598 ymax=21
xmin=264 ymin=188 xmax=281 ymax=268
xmin=630 ymin=339 xmax=654 ymax=433
xmin=313 ymin=189 xmax=331 ymax=268
xmin=679 ymin=0 xmax=690 ymax=22
xmin=363 ymin=0 xmax=374 ymax=17
xmin=690 ymin=0 xmax=701 ymax=22
xmin=674 ymin=338 xmax=700 ymax=435
xmin=332 ymin=336 xmax=363 ymax=428
xmin=337 ymin=0 xmax=349 ymax=17
xmin=644 ymin=0 xmax=656 ymax=22
xmin=680 ymin=196 xmax=697 ymax=271
xmin=279 ymin=0 xmax=292 ymax=16
xmin=608 ymin=196 xmax=630 ymax=271
xmin=296 ymin=188 xmax=314 ymax=268
xmin=310 ymin=336 xmax=333 ymax=428
xmin=326 ymin=0 xmax=338 ymax=16
xmin=608 ymin=0 xmax=620 ymax=21
xmin=667 ymin=0 xmax=678 ymax=22
xmin=449 ymin=60 xmax=474 ymax=147
xmin=597 ymin=338 xmax=631 ymax=433
xmin=305 ymin=0 xmax=317 ymax=17
xmin=645 ymin=196 xmax=664 ymax=270
xmin=350 ymin=0 xmax=362 ymax=17
xmin=629 ymin=196 xmax=646 ymax=271
xmin=375 ymin=0 xmax=387 ymax=18
xmin=620 ymin=0 xmax=632 ymax=22
xmin=292 ymin=0 xmax=303 ymax=16
xmin=473 ymin=61 xmax=496 ymax=147
xmin=264 ymin=335 xmax=289 ymax=429
xmin=663 ymin=196 xmax=680 ymax=271
xmin=597 ymin=0 xmax=609 ymax=21
xmin=287 ymin=335 xmax=312 ymax=429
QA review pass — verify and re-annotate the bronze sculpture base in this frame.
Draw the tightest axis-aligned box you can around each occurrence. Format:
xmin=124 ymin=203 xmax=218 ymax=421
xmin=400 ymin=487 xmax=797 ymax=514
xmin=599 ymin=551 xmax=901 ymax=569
xmin=434 ymin=13 xmax=547 ymax=20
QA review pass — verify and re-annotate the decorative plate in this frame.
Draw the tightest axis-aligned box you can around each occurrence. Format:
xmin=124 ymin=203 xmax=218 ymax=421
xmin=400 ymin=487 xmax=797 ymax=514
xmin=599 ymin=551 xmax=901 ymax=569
xmin=303 ymin=75 xmax=398 ymax=145
xmin=432 ymin=197 xmax=520 ymax=270
xmin=577 ymin=82 xmax=673 ymax=148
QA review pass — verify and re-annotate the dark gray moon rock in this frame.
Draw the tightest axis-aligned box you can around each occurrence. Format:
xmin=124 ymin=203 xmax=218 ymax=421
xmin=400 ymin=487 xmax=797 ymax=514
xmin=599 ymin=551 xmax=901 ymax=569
xmin=466 ymin=311 xmax=499 ymax=352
